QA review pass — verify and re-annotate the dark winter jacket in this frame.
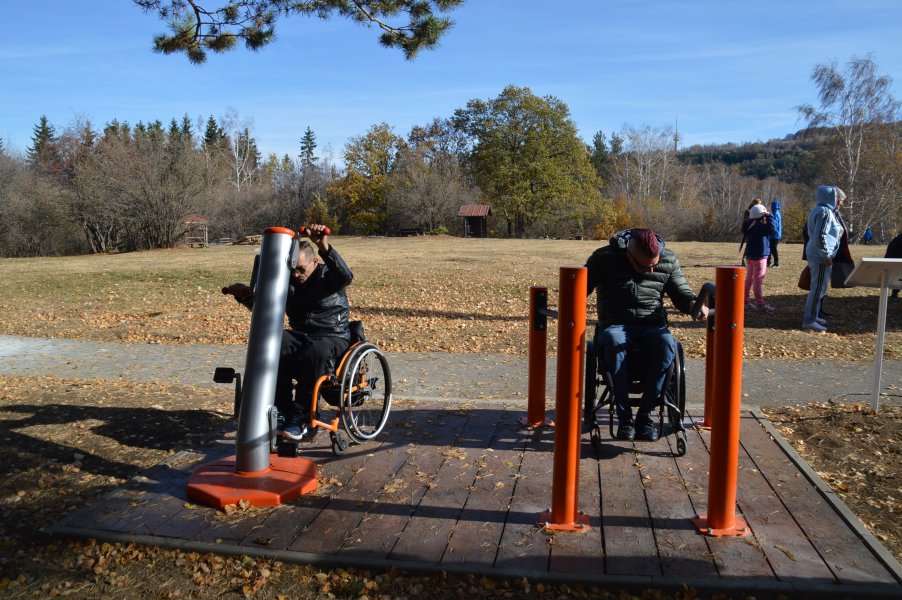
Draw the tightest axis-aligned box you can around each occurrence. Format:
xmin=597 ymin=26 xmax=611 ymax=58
xmin=287 ymin=246 xmax=353 ymax=337
xmin=585 ymin=229 xmax=697 ymax=328
xmin=243 ymin=246 xmax=353 ymax=338
xmin=886 ymin=233 xmax=902 ymax=259
xmin=743 ymin=217 xmax=776 ymax=260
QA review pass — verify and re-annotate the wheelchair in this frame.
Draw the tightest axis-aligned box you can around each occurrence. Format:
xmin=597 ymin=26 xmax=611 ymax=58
xmin=303 ymin=320 xmax=392 ymax=456
xmin=583 ymin=327 xmax=688 ymax=456
xmin=214 ymin=320 xmax=392 ymax=458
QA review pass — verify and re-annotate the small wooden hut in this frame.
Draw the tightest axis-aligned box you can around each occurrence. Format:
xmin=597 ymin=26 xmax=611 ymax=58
xmin=184 ymin=214 xmax=209 ymax=247
xmin=458 ymin=204 xmax=492 ymax=238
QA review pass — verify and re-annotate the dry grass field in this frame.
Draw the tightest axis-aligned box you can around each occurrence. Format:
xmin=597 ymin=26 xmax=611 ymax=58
xmin=1 ymin=236 xmax=900 ymax=599
xmin=1 ymin=236 xmax=898 ymax=360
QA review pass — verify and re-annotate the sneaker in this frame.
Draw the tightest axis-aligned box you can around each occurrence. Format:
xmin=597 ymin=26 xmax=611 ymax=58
xmin=802 ymin=321 xmax=827 ymax=333
xmin=772 ymin=264 xmax=780 ymax=269
xmin=635 ymin=417 xmax=659 ymax=442
xmin=814 ymin=316 xmax=827 ymax=325
xmin=279 ymin=413 xmax=306 ymax=441
xmin=616 ymin=421 xmax=635 ymax=441
xmin=745 ymin=302 xmax=758 ymax=311
xmin=756 ymin=303 xmax=775 ymax=313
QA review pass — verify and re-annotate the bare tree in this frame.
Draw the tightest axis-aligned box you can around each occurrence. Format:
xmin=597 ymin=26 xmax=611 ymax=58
xmin=620 ymin=123 xmax=678 ymax=202
xmin=797 ymin=54 xmax=901 ymax=239
xmin=220 ymin=108 xmax=259 ymax=190
xmin=386 ymin=119 xmax=475 ymax=233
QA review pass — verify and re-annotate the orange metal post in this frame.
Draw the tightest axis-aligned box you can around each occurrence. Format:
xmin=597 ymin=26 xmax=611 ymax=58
xmin=523 ymin=287 xmax=551 ymax=427
xmin=540 ymin=267 xmax=590 ymax=531
xmin=693 ymin=266 xmax=749 ymax=537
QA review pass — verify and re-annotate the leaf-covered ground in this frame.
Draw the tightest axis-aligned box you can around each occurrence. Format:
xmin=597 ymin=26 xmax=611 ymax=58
xmin=1 ymin=238 xmax=900 ymax=598
xmin=761 ymin=401 xmax=901 ymax=561
xmin=0 ymin=375 xmax=758 ymax=599
xmin=1 ymin=237 xmax=898 ymax=360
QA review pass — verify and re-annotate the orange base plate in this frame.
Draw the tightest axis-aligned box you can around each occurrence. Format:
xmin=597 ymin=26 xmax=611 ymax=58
xmin=186 ymin=454 xmax=317 ymax=509
xmin=538 ymin=510 xmax=591 ymax=532
xmin=692 ymin=513 xmax=750 ymax=537
xmin=518 ymin=416 xmax=555 ymax=428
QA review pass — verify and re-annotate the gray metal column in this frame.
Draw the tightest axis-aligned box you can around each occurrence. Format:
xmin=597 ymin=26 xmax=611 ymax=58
xmin=235 ymin=227 xmax=294 ymax=473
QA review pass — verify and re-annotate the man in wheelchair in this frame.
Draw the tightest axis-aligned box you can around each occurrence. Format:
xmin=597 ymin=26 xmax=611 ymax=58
xmin=585 ymin=228 xmax=708 ymax=442
xmin=223 ymin=224 xmax=354 ymax=442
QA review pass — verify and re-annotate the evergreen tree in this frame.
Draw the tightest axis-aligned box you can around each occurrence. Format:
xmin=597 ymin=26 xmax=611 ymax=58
xmin=168 ymin=118 xmax=181 ymax=142
xmin=136 ymin=0 xmax=463 ymax=63
xmin=203 ymin=115 xmax=224 ymax=147
xmin=300 ymin=126 xmax=317 ymax=168
xmin=27 ymin=115 xmax=58 ymax=167
xmin=180 ymin=114 xmax=194 ymax=141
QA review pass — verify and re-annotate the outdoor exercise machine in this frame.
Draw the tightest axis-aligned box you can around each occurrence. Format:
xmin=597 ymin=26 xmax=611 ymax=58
xmin=528 ymin=266 xmax=749 ymax=537
xmin=691 ymin=266 xmax=749 ymax=537
xmin=531 ymin=266 xmax=591 ymax=531
xmin=186 ymin=226 xmax=392 ymax=509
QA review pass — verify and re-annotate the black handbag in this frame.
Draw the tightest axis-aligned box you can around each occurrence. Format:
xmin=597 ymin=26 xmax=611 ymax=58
xmin=831 ymin=260 xmax=855 ymax=288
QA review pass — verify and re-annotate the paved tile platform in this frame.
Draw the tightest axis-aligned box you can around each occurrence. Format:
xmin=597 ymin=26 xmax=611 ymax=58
xmin=46 ymin=401 xmax=902 ymax=598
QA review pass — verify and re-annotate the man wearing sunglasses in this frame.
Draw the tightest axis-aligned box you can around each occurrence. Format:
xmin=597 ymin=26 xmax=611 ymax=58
xmin=223 ymin=224 xmax=353 ymax=441
xmin=585 ymin=228 xmax=708 ymax=442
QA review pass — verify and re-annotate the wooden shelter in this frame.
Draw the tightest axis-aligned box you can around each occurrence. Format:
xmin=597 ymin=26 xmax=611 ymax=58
xmin=184 ymin=214 xmax=209 ymax=248
xmin=458 ymin=204 xmax=492 ymax=238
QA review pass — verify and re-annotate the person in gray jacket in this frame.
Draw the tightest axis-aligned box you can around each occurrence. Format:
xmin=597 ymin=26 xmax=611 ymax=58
xmin=803 ymin=186 xmax=845 ymax=332
xmin=223 ymin=224 xmax=353 ymax=440
xmin=585 ymin=229 xmax=707 ymax=442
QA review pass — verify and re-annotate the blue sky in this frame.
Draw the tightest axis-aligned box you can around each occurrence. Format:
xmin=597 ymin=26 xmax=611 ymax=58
xmin=2 ymin=1 xmax=900 ymax=163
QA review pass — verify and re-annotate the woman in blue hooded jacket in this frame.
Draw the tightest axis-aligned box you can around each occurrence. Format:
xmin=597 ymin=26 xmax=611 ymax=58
xmin=803 ymin=186 xmax=845 ymax=332
xmin=768 ymin=200 xmax=782 ymax=267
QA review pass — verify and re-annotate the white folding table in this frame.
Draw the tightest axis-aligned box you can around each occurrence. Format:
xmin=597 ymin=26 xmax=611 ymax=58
xmin=845 ymin=257 xmax=902 ymax=412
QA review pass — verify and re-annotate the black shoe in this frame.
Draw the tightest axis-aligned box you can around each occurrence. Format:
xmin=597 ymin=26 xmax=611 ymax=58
xmin=279 ymin=413 xmax=305 ymax=441
xmin=636 ymin=419 xmax=659 ymax=442
xmin=616 ymin=422 xmax=635 ymax=441
xmin=284 ymin=411 xmax=321 ymax=442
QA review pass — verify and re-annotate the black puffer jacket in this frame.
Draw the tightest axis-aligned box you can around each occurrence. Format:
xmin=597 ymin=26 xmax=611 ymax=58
xmin=585 ymin=229 xmax=696 ymax=328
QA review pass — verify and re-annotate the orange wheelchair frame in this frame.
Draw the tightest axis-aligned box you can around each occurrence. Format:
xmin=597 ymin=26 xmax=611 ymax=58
xmin=301 ymin=332 xmax=393 ymax=455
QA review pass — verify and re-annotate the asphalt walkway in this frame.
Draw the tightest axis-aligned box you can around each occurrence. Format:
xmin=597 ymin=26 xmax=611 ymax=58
xmin=1 ymin=334 xmax=899 ymax=408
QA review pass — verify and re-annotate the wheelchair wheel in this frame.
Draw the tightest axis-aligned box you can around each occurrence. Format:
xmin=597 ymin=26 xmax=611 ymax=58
xmin=667 ymin=342 xmax=688 ymax=456
xmin=584 ymin=341 xmax=600 ymax=429
xmin=339 ymin=343 xmax=392 ymax=443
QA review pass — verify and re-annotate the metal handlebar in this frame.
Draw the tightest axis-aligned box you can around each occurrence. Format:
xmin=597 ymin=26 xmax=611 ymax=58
xmin=691 ymin=282 xmax=716 ymax=320
xmin=298 ymin=225 xmax=332 ymax=236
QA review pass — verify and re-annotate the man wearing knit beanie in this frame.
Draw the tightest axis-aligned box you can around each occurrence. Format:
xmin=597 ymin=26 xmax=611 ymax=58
xmin=585 ymin=228 xmax=707 ymax=442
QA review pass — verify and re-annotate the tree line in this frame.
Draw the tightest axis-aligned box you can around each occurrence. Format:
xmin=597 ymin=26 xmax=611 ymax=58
xmin=1 ymin=55 xmax=899 ymax=257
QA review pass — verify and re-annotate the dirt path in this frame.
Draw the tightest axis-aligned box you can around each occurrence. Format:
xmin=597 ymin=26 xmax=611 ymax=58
xmin=2 ymin=335 xmax=899 ymax=409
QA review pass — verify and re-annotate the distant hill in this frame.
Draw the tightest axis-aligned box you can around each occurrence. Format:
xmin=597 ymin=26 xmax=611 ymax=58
xmin=678 ymin=127 xmax=834 ymax=184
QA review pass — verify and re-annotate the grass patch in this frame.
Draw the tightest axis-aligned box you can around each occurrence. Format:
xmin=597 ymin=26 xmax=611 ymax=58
xmin=2 ymin=237 xmax=897 ymax=359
